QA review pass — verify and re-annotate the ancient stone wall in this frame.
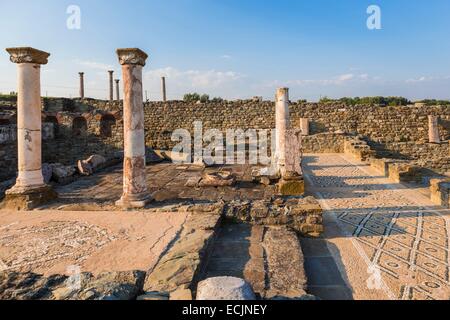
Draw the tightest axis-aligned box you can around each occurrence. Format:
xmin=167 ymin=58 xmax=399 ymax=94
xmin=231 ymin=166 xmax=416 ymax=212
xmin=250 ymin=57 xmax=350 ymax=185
xmin=0 ymin=106 xmax=124 ymax=180
xmin=1 ymin=98 xmax=449 ymax=180
xmin=143 ymin=101 xmax=449 ymax=172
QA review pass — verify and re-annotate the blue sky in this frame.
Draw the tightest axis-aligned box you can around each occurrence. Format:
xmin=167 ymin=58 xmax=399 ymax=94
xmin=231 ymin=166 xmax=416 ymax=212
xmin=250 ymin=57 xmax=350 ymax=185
xmin=0 ymin=0 xmax=449 ymax=101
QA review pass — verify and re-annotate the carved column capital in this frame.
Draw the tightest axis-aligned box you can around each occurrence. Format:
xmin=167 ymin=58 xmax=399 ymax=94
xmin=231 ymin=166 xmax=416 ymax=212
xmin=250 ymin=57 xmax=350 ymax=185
xmin=6 ymin=47 xmax=50 ymax=65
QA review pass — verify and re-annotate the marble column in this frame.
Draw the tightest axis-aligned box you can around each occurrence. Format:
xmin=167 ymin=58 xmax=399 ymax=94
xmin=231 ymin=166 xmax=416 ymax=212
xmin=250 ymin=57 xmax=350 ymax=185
xmin=79 ymin=72 xmax=85 ymax=99
xmin=108 ymin=70 xmax=114 ymax=102
xmin=299 ymin=118 xmax=310 ymax=136
xmin=161 ymin=76 xmax=167 ymax=102
xmin=115 ymin=79 xmax=120 ymax=101
xmin=275 ymin=88 xmax=290 ymax=171
xmin=429 ymin=115 xmax=440 ymax=144
xmin=2 ymin=47 xmax=57 ymax=210
xmin=115 ymin=48 xmax=151 ymax=208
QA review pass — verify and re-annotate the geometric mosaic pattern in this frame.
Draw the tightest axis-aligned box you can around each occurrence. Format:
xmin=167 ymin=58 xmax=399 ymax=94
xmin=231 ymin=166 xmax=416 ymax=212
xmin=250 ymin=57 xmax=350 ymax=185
xmin=304 ymin=154 xmax=450 ymax=300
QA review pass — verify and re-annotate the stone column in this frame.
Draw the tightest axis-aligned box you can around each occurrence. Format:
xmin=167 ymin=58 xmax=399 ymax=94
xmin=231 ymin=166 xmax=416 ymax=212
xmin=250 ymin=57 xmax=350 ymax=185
xmin=429 ymin=115 xmax=440 ymax=144
xmin=108 ymin=70 xmax=114 ymax=102
xmin=79 ymin=72 xmax=85 ymax=99
xmin=299 ymin=118 xmax=310 ymax=136
xmin=275 ymin=88 xmax=290 ymax=171
xmin=161 ymin=76 xmax=167 ymax=102
xmin=115 ymin=48 xmax=151 ymax=208
xmin=115 ymin=79 xmax=120 ymax=101
xmin=2 ymin=47 xmax=57 ymax=210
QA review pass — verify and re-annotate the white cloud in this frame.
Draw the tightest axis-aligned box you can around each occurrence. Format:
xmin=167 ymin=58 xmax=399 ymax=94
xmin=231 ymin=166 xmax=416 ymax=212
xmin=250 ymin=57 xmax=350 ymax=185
xmin=74 ymin=59 xmax=114 ymax=72
xmin=337 ymin=73 xmax=355 ymax=82
xmin=220 ymin=55 xmax=232 ymax=59
xmin=144 ymin=67 xmax=245 ymax=89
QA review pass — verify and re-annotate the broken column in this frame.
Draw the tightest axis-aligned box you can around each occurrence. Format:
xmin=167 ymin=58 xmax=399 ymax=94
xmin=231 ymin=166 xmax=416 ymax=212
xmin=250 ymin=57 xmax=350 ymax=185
xmin=428 ymin=115 xmax=440 ymax=144
xmin=79 ymin=72 xmax=85 ymax=99
xmin=115 ymin=48 xmax=152 ymax=208
xmin=161 ymin=76 xmax=167 ymax=102
xmin=278 ymin=129 xmax=304 ymax=196
xmin=275 ymin=88 xmax=290 ymax=172
xmin=299 ymin=118 xmax=310 ymax=136
xmin=108 ymin=70 xmax=114 ymax=102
xmin=2 ymin=47 xmax=57 ymax=210
xmin=274 ymin=88 xmax=304 ymax=196
xmin=115 ymin=79 xmax=120 ymax=101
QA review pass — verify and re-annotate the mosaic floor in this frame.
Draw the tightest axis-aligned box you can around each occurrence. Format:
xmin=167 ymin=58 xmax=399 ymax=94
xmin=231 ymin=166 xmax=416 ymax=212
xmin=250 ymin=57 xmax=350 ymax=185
xmin=303 ymin=154 xmax=450 ymax=300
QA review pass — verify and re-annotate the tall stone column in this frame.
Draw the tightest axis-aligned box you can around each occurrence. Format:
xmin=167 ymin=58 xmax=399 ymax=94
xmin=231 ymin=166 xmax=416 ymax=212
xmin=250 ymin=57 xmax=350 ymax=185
xmin=161 ymin=76 xmax=167 ymax=102
xmin=108 ymin=70 xmax=114 ymax=102
xmin=2 ymin=47 xmax=57 ymax=210
xmin=429 ymin=115 xmax=440 ymax=144
xmin=115 ymin=79 xmax=120 ymax=101
xmin=275 ymin=88 xmax=290 ymax=171
xmin=79 ymin=72 xmax=85 ymax=99
xmin=116 ymin=48 xmax=151 ymax=208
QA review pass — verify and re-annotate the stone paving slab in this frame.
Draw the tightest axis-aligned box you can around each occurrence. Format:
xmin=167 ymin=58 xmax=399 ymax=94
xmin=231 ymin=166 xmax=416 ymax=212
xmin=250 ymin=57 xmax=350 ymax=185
xmin=43 ymin=163 xmax=268 ymax=211
xmin=303 ymin=153 xmax=450 ymax=300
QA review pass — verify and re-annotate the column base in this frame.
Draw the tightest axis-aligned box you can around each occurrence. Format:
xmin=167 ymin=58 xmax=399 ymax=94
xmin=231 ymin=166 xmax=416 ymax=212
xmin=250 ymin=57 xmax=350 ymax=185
xmin=278 ymin=173 xmax=305 ymax=196
xmin=116 ymin=192 xmax=153 ymax=209
xmin=2 ymin=185 xmax=58 ymax=211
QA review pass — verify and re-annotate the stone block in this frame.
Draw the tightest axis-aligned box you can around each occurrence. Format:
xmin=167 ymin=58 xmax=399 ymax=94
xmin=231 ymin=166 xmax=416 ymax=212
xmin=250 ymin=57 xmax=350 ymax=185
xmin=1 ymin=185 xmax=57 ymax=210
xmin=196 ymin=277 xmax=256 ymax=300
xmin=278 ymin=179 xmax=305 ymax=196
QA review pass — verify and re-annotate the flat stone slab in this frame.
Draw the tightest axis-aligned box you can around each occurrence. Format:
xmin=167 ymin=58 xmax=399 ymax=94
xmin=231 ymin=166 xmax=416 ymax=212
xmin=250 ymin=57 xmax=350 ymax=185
xmin=0 ymin=209 xmax=188 ymax=276
xmin=202 ymin=224 xmax=311 ymax=300
xmin=197 ymin=277 xmax=256 ymax=300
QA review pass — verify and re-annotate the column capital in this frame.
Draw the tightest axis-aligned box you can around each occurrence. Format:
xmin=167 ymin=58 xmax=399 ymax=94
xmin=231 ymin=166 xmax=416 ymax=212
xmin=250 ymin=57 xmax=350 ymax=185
xmin=108 ymin=70 xmax=114 ymax=74
xmin=79 ymin=72 xmax=84 ymax=76
xmin=5 ymin=47 xmax=50 ymax=65
xmin=115 ymin=79 xmax=120 ymax=83
xmin=116 ymin=48 xmax=148 ymax=66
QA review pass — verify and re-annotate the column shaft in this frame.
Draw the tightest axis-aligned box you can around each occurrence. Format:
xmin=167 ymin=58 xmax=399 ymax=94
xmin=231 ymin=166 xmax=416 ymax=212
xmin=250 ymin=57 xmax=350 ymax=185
xmin=161 ymin=76 xmax=167 ymax=102
xmin=79 ymin=72 xmax=84 ymax=99
xmin=108 ymin=71 xmax=114 ymax=102
xmin=275 ymin=88 xmax=290 ymax=170
xmin=16 ymin=63 xmax=44 ymax=187
xmin=116 ymin=48 xmax=151 ymax=208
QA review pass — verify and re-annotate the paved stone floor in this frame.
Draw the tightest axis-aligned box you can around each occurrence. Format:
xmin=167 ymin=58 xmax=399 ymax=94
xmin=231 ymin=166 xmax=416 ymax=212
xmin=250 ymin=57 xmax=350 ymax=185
xmin=43 ymin=163 xmax=274 ymax=211
xmin=303 ymin=153 xmax=450 ymax=300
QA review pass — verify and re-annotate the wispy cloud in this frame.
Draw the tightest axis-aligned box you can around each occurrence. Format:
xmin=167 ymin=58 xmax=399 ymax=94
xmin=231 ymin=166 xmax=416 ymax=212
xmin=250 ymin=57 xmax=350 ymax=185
xmin=220 ymin=54 xmax=232 ymax=59
xmin=144 ymin=66 xmax=245 ymax=89
xmin=405 ymin=75 xmax=450 ymax=83
xmin=74 ymin=59 xmax=114 ymax=72
xmin=266 ymin=73 xmax=377 ymax=87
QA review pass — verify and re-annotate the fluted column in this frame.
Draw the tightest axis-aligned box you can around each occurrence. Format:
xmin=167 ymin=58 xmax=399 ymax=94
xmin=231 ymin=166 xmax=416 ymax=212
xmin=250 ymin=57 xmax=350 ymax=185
xmin=79 ymin=72 xmax=85 ymax=99
xmin=429 ymin=115 xmax=440 ymax=144
xmin=2 ymin=47 xmax=57 ymax=210
xmin=115 ymin=48 xmax=151 ymax=208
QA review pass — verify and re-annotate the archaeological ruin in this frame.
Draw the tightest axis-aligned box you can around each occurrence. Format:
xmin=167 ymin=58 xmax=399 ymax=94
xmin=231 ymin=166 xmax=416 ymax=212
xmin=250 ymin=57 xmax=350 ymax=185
xmin=0 ymin=46 xmax=449 ymax=301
